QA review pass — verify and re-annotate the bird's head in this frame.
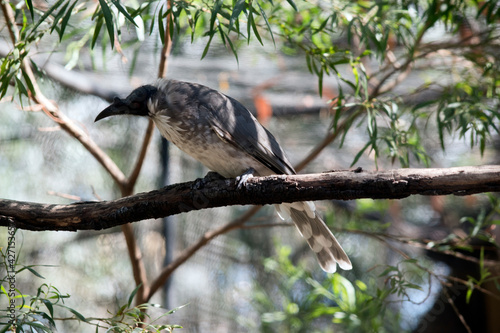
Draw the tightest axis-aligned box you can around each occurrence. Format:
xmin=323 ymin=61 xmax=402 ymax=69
xmin=95 ymin=85 xmax=158 ymax=122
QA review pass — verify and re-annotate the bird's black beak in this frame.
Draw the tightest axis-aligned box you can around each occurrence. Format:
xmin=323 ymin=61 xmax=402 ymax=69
xmin=95 ymin=85 xmax=157 ymax=122
xmin=95 ymin=97 xmax=135 ymax=122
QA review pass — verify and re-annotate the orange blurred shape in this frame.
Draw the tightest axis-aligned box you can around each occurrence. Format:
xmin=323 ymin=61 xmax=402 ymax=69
xmin=322 ymin=85 xmax=337 ymax=102
xmin=321 ymin=85 xmax=339 ymax=116
xmin=254 ymin=94 xmax=273 ymax=125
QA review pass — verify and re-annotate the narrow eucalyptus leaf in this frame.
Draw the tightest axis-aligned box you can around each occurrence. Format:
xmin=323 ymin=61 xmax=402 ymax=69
xmin=158 ymin=5 xmax=165 ymax=44
xmin=15 ymin=77 xmax=28 ymax=97
xmin=21 ymin=70 xmax=35 ymax=94
xmin=210 ymin=0 xmax=223 ymax=29
xmin=225 ymin=30 xmax=239 ymax=64
xmin=201 ymin=33 xmax=215 ymax=60
xmin=50 ymin=1 xmax=70 ymax=35
xmin=30 ymin=0 xmax=66 ymax=34
xmin=111 ymin=0 xmax=138 ymax=27
xmin=256 ymin=1 xmax=275 ymax=46
xmin=26 ymin=0 xmax=35 ymax=19
xmin=91 ymin=16 xmax=104 ymax=49
xmin=128 ymin=284 xmax=142 ymax=307
xmin=98 ymin=0 xmax=115 ymax=47
xmin=60 ymin=1 xmax=79 ymax=41
xmin=285 ymin=0 xmax=298 ymax=11
xmin=249 ymin=9 xmax=263 ymax=45
xmin=229 ymin=0 xmax=246 ymax=33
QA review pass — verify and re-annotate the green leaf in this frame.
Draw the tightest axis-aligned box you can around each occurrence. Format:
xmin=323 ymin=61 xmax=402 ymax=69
xmin=22 ymin=321 xmax=51 ymax=332
xmin=0 ymin=322 xmax=13 ymax=333
xmin=315 ymin=15 xmax=331 ymax=33
xmin=0 ymin=72 xmax=14 ymax=99
xmin=59 ymin=304 xmax=87 ymax=322
xmin=165 ymin=303 xmax=188 ymax=315
xmin=248 ymin=8 xmax=263 ymax=45
xmin=229 ymin=0 xmax=246 ymax=33
xmin=210 ymin=0 xmax=223 ymax=30
xmin=317 ymin=68 xmax=323 ymax=97
xmin=256 ymin=1 xmax=275 ymax=46
xmin=30 ymin=0 xmax=66 ymax=34
xmin=404 ymin=283 xmax=423 ymax=291
xmin=466 ymin=287 xmax=473 ymax=304
xmin=201 ymin=33 xmax=215 ymax=60
xmin=25 ymin=0 xmax=35 ymax=19
xmin=91 ymin=16 xmax=104 ymax=49
xmin=148 ymin=6 xmax=156 ymax=36
xmin=224 ymin=28 xmax=239 ymax=64
xmin=285 ymin=0 xmax=298 ymax=11
xmin=158 ymin=5 xmax=165 ymax=44
xmin=50 ymin=0 xmax=70 ymax=34
xmin=15 ymin=77 xmax=28 ymax=97
xmin=128 ymin=284 xmax=142 ymax=307
xmin=351 ymin=141 xmax=371 ymax=167
xmin=21 ymin=265 xmax=45 ymax=279
xmin=60 ymin=1 xmax=79 ymax=41
xmin=111 ymin=0 xmax=138 ymax=27
xmin=378 ymin=265 xmax=398 ymax=277
xmin=98 ymin=0 xmax=115 ymax=47
xmin=41 ymin=299 xmax=54 ymax=318
xmin=494 ymin=278 xmax=500 ymax=292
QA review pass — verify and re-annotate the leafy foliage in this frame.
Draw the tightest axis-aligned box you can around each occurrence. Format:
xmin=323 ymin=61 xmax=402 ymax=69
xmin=0 ymin=246 xmax=183 ymax=332
xmin=246 ymin=244 xmax=407 ymax=333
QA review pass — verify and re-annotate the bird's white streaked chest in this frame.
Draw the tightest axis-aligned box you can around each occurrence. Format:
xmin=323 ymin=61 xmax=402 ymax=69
xmin=151 ymin=115 xmax=270 ymax=178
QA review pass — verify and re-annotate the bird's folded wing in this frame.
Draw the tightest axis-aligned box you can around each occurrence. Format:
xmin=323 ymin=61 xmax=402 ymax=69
xmin=202 ymin=93 xmax=296 ymax=176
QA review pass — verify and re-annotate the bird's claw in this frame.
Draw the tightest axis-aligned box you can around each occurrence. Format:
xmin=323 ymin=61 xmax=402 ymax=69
xmin=192 ymin=171 xmax=225 ymax=190
xmin=204 ymin=171 xmax=226 ymax=182
xmin=236 ymin=168 xmax=255 ymax=189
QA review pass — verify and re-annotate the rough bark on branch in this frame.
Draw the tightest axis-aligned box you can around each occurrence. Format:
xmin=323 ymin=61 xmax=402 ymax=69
xmin=1 ymin=165 xmax=499 ymax=231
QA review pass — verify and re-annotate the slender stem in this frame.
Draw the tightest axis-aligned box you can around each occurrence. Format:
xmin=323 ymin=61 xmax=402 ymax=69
xmin=126 ymin=0 xmax=174 ymax=307
xmin=1 ymin=1 xmax=17 ymax=43
xmin=146 ymin=206 xmax=262 ymax=301
xmin=120 ymin=121 xmax=154 ymax=305
xmin=121 ymin=223 xmax=150 ymax=304
xmin=125 ymin=119 xmax=155 ymax=194
xmin=157 ymin=0 xmax=173 ymax=78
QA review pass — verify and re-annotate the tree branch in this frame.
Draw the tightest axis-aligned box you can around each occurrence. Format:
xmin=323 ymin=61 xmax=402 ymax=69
xmin=1 ymin=165 xmax=499 ymax=231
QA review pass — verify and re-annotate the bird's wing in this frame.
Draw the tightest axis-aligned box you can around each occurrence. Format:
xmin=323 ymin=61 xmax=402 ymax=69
xmin=201 ymin=91 xmax=296 ymax=176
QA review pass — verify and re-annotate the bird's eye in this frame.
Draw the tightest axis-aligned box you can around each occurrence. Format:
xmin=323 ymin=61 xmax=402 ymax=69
xmin=130 ymin=102 xmax=141 ymax=109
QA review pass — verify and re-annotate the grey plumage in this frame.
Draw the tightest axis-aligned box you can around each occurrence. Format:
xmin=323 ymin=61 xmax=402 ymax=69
xmin=95 ymin=79 xmax=352 ymax=273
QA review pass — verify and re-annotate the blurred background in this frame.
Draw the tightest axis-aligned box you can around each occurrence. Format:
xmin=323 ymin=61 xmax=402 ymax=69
xmin=1 ymin=1 xmax=500 ymax=332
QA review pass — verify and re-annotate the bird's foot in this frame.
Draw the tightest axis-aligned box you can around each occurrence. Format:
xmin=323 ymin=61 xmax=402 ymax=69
xmin=204 ymin=171 xmax=226 ymax=182
xmin=236 ymin=168 xmax=255 ymax=189
xmin=192 ymin=171 xmax=225 ymax=190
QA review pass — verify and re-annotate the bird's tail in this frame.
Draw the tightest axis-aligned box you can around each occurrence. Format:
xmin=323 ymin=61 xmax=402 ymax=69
xmin=276 ymin=202 xmax=352 ymax=273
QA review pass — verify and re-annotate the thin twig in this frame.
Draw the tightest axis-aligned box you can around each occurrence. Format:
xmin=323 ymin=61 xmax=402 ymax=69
xmin=125 ymin=119 xmax=155 ymax=194
xmin=444 ymin=275 xmax=500 ymax=301
xmin=121 ymin=222 xmax=151 ymax=304
xmin=157 ymin=0 xmax=173 ymax=78
xmin=348 ymin=230 xmax=500 ymax=268
xmin=443 ymin=288 xmax=473 ymax=333
xmin=146 ymin=206 xmax=261 ymax=301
